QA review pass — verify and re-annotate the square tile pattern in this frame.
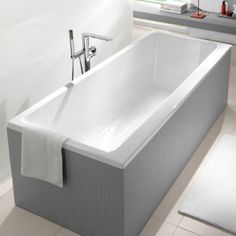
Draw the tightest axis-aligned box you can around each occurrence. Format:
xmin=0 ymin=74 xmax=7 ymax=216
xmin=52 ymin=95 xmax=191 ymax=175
xmin=1 ymin=26 xmax=236 ymax=236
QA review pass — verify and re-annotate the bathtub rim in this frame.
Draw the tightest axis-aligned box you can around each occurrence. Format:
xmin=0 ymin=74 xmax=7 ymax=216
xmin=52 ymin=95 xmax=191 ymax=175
xmin=8 ymin=31 xmax=232 ymax=169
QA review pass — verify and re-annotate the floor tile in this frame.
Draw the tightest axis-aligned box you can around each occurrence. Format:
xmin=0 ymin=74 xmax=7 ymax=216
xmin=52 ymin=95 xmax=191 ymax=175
xmin=139 ymin=217 xmax=176 ymax=236
xmin=228 ymin=87 xmax=236 ymax=106
xmin=153 ymin=203 xmax=183 ymax=227
xmin=174 ymin=227 xmax=199 ymax=236
xmin=0 ymin=178 xmax=12 ymax=198
xmin=199 ymin=123 xmax=235 ymax=164
xmin=223 ymin=105 xmax=236 ymax=124
xmin=0 ymin=207 xmax=61 ymax=236
xmin=0 ymin=190 xmax=14 ymax=226
xmin=230 ymin=46 xmax=236 ymax=65
xmin=55 ymin=228 xmax=80 ymax=236
xmin=229 ymin=65 xmax=236 ymax=83
xmin=229 ymin=65 xmax=236 ymax=88
xmin=179 ymin=217 xmax=233 ymax=236
xmin=153 ymin=161 xmax=201 ymax=226
xmin=191 ymin=113 xmax=235 ymax=164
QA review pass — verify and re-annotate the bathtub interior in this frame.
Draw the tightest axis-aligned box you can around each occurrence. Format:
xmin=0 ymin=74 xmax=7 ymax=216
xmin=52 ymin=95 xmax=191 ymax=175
xmin=24 ymin=33 xmax=217 ymax=153
xmin=154 ymin=34 xmax=217 ymax=92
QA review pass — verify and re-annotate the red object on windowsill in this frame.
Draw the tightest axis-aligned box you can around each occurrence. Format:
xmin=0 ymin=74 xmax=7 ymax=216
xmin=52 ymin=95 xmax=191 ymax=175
xmin=221 ymin=1 xmax=226 ymax=15
xmin=191 ymin=0 xmax=206 ymax=19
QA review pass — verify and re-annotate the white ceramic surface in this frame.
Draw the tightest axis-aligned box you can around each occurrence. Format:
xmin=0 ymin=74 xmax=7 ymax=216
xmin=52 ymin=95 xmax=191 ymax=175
xmin=8 ymin=31 xmax=231 ymax=169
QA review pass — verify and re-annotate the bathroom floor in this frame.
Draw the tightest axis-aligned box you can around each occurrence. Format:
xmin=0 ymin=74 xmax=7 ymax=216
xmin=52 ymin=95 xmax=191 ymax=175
xmin=1 ymin=25 xmax=236 ymax=236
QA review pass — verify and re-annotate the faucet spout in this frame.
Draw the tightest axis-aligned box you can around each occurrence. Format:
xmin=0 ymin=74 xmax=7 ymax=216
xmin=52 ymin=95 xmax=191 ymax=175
xmin=82 ymin=32 xmax=113 ymax=42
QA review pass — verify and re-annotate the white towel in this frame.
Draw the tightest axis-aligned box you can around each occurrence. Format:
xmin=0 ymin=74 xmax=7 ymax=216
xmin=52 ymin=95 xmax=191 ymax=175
xmin=21 ymin=121 xmax=66 ymax=188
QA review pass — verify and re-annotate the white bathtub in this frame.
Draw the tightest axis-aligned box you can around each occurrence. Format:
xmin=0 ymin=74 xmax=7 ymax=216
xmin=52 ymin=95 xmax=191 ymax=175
xmin=9 ymin=31 xmax=231 ymax=168
xmin=8 ymin=31 xmax=231 ymax=236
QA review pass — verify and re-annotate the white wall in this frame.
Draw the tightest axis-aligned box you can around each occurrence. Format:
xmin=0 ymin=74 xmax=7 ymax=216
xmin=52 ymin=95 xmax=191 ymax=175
xmin=0 ymin=0 xmax=133 ymax=183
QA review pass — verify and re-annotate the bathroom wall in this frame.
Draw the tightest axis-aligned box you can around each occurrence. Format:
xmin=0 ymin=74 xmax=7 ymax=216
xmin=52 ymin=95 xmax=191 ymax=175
xmin=0 ymin=0 xmax=133 ymax=183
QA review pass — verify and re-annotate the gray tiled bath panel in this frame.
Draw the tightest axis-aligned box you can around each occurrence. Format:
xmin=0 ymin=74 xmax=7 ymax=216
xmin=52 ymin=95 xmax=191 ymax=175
xmin=8 ymin=51 xmax=230 ymax=236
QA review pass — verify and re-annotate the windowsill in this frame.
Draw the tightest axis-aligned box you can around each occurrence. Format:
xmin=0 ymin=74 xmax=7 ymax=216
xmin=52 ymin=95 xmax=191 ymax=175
xmin=133 ymin=1 xmax=236 ymax=37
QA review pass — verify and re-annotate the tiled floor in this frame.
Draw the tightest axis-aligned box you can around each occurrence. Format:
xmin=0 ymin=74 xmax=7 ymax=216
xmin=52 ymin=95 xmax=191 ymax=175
xmin=0 ymin=26 xmax=236 ymax=236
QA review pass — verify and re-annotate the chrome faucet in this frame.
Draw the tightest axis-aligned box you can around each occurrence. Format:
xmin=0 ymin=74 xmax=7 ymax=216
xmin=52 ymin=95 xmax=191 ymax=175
xmin=69 ymin=30 xmax=112 ymax=80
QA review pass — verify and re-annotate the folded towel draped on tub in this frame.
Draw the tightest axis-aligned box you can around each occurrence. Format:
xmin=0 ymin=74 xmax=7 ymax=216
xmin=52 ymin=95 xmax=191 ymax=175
xmin=21 ymin=121 xmax=67 ymax=188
